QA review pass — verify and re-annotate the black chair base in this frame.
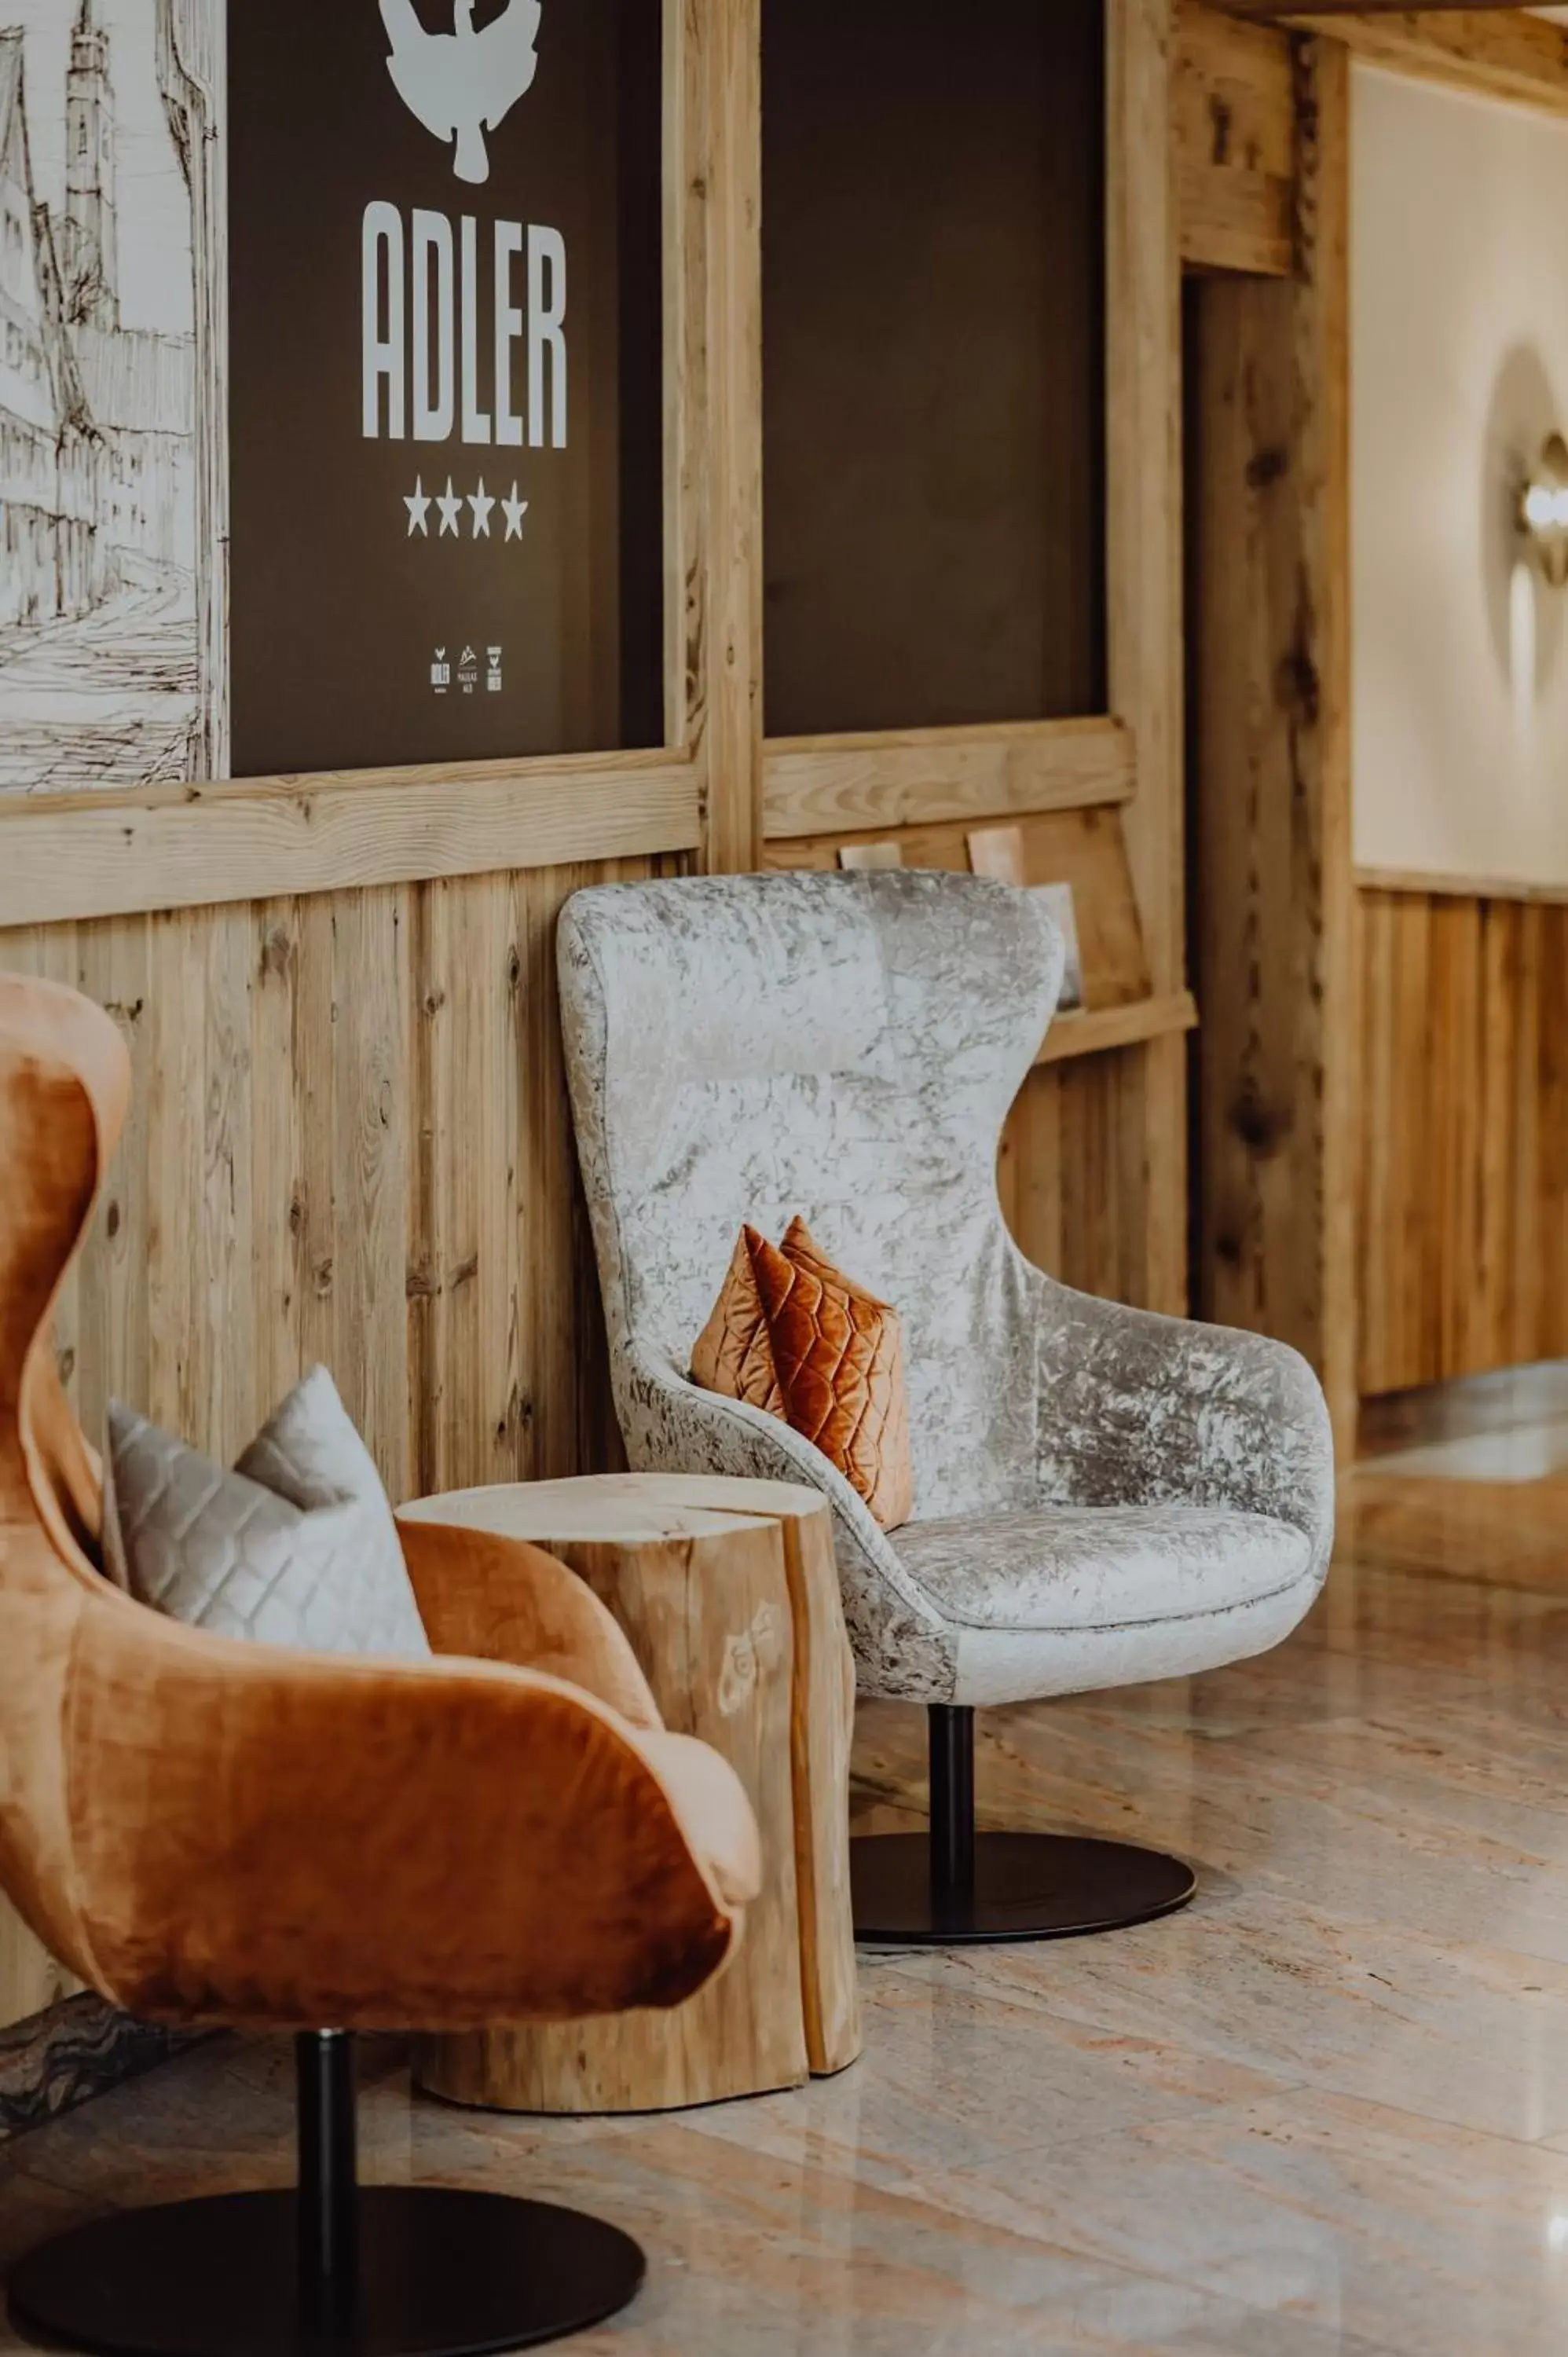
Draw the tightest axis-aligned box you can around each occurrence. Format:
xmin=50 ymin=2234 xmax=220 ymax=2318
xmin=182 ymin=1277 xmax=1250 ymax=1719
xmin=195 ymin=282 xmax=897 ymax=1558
xmin=7 ymin=2034 xmax=644 ymax=2357
xmin=7 ymin=2186 xmax=644 ymax=2357
xmin=852 ymin=1704 xmax=1196 ymax=1947
xmin=852 ymin=1828 xmax=1196 ymax=1945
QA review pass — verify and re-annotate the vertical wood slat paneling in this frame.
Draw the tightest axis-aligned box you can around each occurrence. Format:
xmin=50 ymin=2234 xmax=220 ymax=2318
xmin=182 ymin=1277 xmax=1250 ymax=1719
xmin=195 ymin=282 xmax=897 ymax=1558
xmin=0 ymin=863 xmax=669 ymax=1487
xmin=1357 ymin=888 xmax=1568 ymax=1398
xmin=1002 ymin=1055 xmax=1166 ymax=1308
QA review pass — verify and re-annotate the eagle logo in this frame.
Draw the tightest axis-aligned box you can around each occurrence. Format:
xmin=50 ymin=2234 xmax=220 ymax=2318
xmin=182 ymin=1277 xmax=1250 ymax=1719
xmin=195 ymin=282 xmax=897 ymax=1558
xmin=379 ymin=0 xmax=543 ymax=185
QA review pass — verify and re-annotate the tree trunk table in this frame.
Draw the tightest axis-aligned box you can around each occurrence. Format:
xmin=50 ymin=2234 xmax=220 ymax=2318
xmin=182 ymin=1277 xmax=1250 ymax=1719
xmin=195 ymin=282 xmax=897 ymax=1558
xmin=399 ymin=1474 xmax=861 ymax=2113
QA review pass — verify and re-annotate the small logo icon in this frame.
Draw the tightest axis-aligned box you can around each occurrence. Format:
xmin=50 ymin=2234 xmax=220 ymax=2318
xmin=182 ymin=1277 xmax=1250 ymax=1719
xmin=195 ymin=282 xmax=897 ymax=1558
xmin=487 ymin=645 xmax=504 ymax=693
xmin=379 ymin=0 xmax=542 ymax=185
xmin=430 ymin=647 xmax=450 ymax=693
xmin=458 ymin=644 xmax=479 ymax=695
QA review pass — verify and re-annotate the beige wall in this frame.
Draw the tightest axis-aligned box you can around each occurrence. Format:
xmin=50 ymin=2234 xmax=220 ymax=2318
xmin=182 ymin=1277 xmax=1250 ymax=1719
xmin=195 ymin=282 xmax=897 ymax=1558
xmin=1353 ymin=64 xmax=1568 ymax=887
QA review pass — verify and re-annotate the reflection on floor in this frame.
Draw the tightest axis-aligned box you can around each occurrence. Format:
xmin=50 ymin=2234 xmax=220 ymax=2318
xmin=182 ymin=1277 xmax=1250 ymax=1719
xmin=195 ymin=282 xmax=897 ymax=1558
xmin=8 ymin=1377 xmax=1568 ymax=2353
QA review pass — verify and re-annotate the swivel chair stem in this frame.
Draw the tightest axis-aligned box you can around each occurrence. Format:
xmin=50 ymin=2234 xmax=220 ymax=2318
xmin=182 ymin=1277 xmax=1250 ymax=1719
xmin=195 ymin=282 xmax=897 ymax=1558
xmin=295 ymin=2031 xmax=360 ymax=2291
xmin=928 ymin=1705 xmax=976 ymax=1907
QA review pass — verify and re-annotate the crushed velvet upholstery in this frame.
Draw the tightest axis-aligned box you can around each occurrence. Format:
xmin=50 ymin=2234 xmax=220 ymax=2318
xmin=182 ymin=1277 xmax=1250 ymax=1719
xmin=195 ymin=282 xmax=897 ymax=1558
xmin=0 ymin=976 xmax=760 ymax=2033
xmin=558 ymin=870 xmax=1335 ymax=1709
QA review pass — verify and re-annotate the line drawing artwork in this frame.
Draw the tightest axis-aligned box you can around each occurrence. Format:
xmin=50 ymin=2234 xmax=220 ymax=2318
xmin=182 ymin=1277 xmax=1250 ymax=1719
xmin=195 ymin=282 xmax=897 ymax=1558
xmin=0 ymin=0 xmax=225 ymax=797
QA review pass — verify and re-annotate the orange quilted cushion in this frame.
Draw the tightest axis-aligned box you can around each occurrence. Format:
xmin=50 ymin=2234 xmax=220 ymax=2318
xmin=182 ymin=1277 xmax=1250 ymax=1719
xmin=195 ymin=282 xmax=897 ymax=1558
xmin=691 ymin=1219 xmax=912 ymax=1530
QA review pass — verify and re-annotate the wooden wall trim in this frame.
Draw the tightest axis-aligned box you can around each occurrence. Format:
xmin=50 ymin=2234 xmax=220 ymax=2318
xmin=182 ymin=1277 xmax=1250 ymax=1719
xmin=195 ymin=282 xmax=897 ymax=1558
xmin=1222 ymin=7 xmax=1568 ymax=117
xmin=1357 ymin=866 xmax=1568 ymax=908
xmin=1036 ymin=990 xmax=1198 ymax=1068
xmin=1178 ymin=3 xmax=1296 ymax=277
xmin=0 ymin=755 xmax=701 ymax=926
xmin=762 ymin=718 xmax=1136 ymax=843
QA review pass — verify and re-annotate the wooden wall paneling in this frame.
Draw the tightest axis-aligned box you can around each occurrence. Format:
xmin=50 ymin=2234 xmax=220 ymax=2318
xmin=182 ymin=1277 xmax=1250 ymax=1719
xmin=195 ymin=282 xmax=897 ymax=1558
xmin=518 ymin=862 xmax=603 ymax=1488
xmin=408 ymin=874 xmax=522 ymax=1500
xmin=1188 ymin=34 xmax=1355 ymax=1448
xmin=1507 ymin=901 xmax=1544 ymax=1372
xmin=329 ymin=892 xmax=412 ymax=1501
xmin=1108 ymin=0 xmax=1189 ymax=1318
xmin=762 ymin=720 xmax=1136 ymax=844
xmin=1004 ymin=1061 xmax=1154 ymax=1308
xmin=1431 ymin=897 xmax=1478 ymax=1379
xmin=1177 ymin=3 xmax=1296 ymax=276
xmin=249 ymin=900 xmax=306 ymax=1421
xmin=1355 ymin=889 xmax=1568 ymax=1398
xmin=1539 ymin=906 xmax=1568 ymax=1373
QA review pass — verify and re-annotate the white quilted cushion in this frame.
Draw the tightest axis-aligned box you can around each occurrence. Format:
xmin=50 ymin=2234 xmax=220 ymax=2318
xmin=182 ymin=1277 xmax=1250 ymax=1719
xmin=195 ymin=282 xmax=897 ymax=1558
xmin=102 ymin=1368 xmax=430 ymax=1659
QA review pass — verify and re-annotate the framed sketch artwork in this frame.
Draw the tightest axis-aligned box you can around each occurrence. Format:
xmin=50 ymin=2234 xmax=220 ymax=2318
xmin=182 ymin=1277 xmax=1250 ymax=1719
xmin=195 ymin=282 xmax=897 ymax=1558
xmin=0 ymin=0 xmax=663 ymax=798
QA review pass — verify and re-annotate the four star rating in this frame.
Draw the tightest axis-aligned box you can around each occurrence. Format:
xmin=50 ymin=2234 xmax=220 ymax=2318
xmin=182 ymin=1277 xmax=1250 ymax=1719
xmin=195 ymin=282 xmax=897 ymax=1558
xmin=405 ymin=477 xmax=529 ymax=541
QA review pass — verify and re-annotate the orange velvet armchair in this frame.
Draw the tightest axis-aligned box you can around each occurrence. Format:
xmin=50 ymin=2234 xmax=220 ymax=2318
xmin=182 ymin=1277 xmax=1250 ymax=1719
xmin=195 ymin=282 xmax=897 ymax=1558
xmin=0 ymin=975 xmax=762 ymax=2357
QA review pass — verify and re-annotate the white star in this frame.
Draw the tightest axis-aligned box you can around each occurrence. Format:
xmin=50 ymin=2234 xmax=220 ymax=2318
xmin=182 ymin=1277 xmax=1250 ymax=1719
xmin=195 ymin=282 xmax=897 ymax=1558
xmin=468 ymin=478 xmax=496 ymax=537
xmin=436 ymin=478 xmax=463 ymax=537
xmin=405 ymin=476 xmax=431 ymax=536
xmin=502 ymin=483 xmax=529 ymax=541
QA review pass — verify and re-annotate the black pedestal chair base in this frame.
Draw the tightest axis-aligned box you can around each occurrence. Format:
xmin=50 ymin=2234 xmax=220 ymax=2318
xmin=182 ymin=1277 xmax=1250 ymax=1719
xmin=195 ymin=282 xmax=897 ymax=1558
xmin=852 ymin=1705 xmax=1197 ymax=1948
xmin=6 ymin=2187 xmax=643 ymax=2357
xmin=6 ymin=2035 xmax=644 ymax=2357
xmin=852 ymin=1829 xmax=1196 ymax=1945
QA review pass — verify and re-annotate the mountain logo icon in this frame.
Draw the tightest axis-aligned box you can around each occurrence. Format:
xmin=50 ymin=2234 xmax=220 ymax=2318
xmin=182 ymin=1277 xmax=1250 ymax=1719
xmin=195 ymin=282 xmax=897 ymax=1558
xmin=379 ymin=0 xmax=542 ymax=185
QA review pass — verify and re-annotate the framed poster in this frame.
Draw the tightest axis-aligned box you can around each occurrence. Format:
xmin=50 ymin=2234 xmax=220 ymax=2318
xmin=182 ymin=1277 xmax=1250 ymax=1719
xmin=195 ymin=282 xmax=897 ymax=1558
xmin=0 ymin=0 xmax=663 ymax=798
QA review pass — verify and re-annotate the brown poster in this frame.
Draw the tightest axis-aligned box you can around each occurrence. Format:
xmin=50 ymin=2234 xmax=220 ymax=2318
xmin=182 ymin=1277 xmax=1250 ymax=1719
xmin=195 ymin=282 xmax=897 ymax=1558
xmin=229 ymin=0 xmax=662 ymax=778
xmin=0 ymin=0 xmax=660 ymax=799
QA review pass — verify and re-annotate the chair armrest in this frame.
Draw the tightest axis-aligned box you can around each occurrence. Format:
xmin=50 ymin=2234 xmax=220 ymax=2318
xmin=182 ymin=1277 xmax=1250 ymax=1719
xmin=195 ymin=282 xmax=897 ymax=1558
xmin=396 ymin=1512 xmax=661 ymax=1731
xmin=60 ymin=1591 xmax=750 ymax=2033
xmin=616 ymin=1353 xmax=959 ymax=1701
xmin=1035 ymin=1281 xmax=1335 ymax=1585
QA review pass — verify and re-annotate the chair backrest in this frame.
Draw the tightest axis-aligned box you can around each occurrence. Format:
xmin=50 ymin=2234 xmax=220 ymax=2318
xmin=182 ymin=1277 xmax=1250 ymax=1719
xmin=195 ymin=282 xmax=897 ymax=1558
xmin=559 ymin=869 xmax=1064 ymax=1523
xmin=0 ymin=976 xmax=128 ymax=1583
xmin=0 ymin=976 xmax=753 ymax=2031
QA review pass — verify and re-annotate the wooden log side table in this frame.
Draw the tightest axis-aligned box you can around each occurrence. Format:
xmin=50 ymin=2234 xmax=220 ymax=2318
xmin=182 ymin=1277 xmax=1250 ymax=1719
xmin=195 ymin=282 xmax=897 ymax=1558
xmin=398 ymin=1474 xmax=861 ymax=2113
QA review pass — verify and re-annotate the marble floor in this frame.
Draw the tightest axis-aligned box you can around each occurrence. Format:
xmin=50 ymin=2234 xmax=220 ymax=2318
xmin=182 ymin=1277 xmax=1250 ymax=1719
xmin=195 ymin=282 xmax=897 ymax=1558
xmin=7 ymin=1384 xmax=1568 ymax=2354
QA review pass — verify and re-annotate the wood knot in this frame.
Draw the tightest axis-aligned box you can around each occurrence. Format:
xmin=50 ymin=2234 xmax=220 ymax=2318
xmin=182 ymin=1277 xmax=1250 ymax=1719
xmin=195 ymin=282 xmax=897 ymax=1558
xmin=718 ymin=1604 xmax=784 ymax=1716
xmin=1230 ymin=1080 xmax=1293 ymax=1157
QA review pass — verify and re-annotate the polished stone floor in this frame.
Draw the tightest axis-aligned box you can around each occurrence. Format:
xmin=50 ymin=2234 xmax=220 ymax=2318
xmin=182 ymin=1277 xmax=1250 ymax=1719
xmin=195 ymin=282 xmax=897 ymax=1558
xmin=7 ymin=1385 xmax=1568 ymax=2354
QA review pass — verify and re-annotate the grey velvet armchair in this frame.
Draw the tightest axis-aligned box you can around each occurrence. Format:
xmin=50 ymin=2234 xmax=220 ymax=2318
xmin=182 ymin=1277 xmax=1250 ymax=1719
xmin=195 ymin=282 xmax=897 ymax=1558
xmin=559 ymin=870 xmax=1335 ymax=1945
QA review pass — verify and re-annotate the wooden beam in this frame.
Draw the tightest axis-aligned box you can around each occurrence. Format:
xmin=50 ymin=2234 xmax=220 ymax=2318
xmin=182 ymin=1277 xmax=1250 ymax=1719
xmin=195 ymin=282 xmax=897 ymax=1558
xmin=1108 ymin=0 xmax=1190 ymax=1316
xmin=0 ymin=753 xmax=701 ymax=926
xmin=1035 ymin=991 xmax=1199 ymax=1069
xmin=1189 ymin=35 xmax=1357 ymax=1453
xmin=1224 ymin=1 xmax=1536 ymax=16
xmin=1216 ymin=7 xmax=1568 ymax=119
xmin=763 ymin=718 xmax=1135 ymax=842
xmin=676 ymin=0 xmax=764 ymax=875
xmin=1357 ymin=865 xmax=1568 ymax=905
xmin=1178 ymin=4 xmax=1296 ymax=277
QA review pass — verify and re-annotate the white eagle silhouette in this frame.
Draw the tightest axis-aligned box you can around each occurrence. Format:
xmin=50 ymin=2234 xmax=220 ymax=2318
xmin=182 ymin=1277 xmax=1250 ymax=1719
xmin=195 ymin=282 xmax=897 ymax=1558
xmin=379 ymin=0 xmax=543 ymax=185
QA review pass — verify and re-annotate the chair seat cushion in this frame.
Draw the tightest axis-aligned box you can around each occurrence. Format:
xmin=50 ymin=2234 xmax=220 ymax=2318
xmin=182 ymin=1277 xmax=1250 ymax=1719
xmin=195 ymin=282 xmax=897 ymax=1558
xmin=892 ymin=1503 xmax=1313 ymax=1635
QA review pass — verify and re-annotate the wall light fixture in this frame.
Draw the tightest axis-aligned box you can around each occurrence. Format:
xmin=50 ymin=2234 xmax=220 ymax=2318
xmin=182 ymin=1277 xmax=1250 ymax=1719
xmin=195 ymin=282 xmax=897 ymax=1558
xmin=1519 ymin=433 xmax=1568 ymax=587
